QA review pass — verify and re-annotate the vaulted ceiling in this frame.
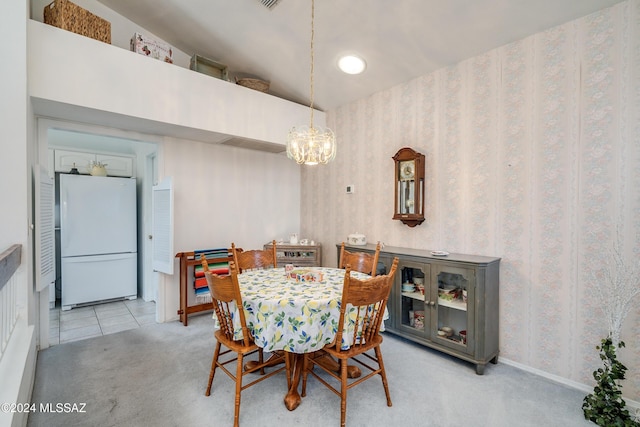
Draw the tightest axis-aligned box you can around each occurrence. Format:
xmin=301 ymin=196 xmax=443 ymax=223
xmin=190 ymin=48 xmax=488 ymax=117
xmin=96 ymin=0 xmax=624 ymax=111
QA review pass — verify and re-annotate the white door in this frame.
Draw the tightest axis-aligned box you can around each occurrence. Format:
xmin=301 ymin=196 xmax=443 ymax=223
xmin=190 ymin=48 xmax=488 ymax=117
xmin=141 ymin=153 xmax=158 ymax=301
xmin=152 ymin=177 xmax=173 ymax=274
xmin=35 ymin=165 xmax=55 ymax=292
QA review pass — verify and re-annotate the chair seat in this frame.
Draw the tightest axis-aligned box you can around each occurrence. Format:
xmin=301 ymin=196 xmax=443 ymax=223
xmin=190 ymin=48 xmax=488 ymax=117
xmin=322 ymin=334 xmax=383 ymax=360
xmin=214 ymin=329 xmax=260 ymax=355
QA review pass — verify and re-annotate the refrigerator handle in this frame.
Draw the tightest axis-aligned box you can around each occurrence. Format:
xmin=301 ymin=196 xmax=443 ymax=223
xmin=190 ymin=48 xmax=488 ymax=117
xmin=61 ymin=186 xmax=67 ymax=226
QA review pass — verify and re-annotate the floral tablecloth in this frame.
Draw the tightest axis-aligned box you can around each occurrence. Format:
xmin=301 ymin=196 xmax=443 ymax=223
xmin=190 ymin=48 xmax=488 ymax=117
xmin=232 ymin=267 xmax=375 ymax=353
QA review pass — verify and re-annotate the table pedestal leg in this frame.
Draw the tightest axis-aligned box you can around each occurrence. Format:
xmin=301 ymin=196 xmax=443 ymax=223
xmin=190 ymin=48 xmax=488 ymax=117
xmin=314 ymin=353 xmax=361 ymax=378
xmin=284 ymin=353 xmax=304 ymax=411
xmin=243 ymin=351 xmax=284 ymax=372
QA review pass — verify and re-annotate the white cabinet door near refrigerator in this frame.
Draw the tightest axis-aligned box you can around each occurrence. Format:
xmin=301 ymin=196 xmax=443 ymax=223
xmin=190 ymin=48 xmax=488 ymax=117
xmin=60 ymin=174 xmax=137 ymax=310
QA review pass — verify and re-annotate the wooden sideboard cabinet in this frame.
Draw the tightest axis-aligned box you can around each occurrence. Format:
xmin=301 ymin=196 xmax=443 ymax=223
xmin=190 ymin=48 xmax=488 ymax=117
xmin=338 ymin=243 xmax=500 ymax=374
xmin=264 ymin=242 xmax=322 ymax=267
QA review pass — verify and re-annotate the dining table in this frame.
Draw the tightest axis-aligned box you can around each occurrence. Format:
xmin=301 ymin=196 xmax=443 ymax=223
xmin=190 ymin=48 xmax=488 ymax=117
xmin=233 ymin=266 xmax=373 ymax=411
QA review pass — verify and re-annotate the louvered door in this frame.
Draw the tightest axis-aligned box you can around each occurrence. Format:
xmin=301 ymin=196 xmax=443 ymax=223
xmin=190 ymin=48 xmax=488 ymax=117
xmin=35 ymin=165 xmax=55 ymax=291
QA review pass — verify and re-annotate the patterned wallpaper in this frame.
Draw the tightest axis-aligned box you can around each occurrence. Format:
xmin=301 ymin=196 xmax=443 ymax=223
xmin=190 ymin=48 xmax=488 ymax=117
xmin=301 ymin=0 xmax=640 ymax=401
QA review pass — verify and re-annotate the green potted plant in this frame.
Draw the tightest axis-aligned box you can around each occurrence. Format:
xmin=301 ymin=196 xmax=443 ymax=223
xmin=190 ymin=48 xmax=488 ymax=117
xmin=582 ymin=232 xmax=640 ymax=426
xmin=583 ymin=337 xmax=638 ymax=426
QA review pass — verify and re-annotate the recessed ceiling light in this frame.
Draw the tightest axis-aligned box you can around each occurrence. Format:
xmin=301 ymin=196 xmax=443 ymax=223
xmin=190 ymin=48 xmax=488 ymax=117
xmin=338 ymin=55 xmax=366 ymax=75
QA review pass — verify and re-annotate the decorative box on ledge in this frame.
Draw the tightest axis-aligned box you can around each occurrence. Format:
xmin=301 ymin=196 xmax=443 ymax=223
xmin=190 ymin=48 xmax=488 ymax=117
xmin=190 ymin=54 xmax=229 ymax=81
xmin=131 ymin=32 xmax=174 ymax=64
xmin=44 ymin=0 xmax=111 ymax=44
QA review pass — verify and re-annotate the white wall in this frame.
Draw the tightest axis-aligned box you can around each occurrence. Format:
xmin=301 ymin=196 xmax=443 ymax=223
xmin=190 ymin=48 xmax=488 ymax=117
xmin=0 ymin=1 xmax=37 ymax=426
xmin=160 ymin=137 xmax=300 ymax=318
xmin=2 ymin=0 xmax=28 ymax=261
xmin=304 ymin=0 xmax=640 ymax=402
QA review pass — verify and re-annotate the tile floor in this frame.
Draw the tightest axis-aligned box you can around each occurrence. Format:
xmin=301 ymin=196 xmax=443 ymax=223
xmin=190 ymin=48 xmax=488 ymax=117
xmin=49 ymin=298 xmax=157 ymax=346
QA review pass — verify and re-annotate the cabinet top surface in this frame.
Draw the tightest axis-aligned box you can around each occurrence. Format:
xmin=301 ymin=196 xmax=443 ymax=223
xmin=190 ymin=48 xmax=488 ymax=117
xmin=338 ymin=243 xmax=500 ymax=265
xmin=265 ymin=242 xmax=321 ymax=249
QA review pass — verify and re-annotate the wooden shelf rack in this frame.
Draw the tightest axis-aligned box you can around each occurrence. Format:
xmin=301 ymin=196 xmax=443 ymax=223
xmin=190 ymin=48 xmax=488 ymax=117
xmin=175 ymin=249 xmax=234 ymax=326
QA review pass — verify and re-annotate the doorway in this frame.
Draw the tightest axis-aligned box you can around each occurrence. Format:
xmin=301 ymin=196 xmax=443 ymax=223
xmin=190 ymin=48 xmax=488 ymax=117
xmin=36 ymin=119 xmax=160 ymax=347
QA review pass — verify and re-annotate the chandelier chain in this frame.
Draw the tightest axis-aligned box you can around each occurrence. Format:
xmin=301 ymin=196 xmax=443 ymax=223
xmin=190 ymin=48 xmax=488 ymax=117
xmin=309 ymin=0 xmax=315 ymax=128
xmin=285 ymin=0 xmax=336 ymax=165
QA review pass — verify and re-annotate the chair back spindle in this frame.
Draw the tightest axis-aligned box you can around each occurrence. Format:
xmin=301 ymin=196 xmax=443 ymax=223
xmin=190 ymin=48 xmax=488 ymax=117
xmin=334 ymin=257 xmax=398 ymax=351
xmin=204 ymin=261 xmax=253 ymax=347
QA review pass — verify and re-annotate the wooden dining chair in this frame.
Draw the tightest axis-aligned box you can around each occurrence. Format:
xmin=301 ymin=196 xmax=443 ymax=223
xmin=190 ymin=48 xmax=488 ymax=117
xmin=204 ymin=261 xmax=288 ymax=427
xmin=301 ymin=257 xmax=399 ymax=427
xmin=231 ymin=239 xmax=277 ymax=272
xmin=338 ymin=241 xmax=381 ymax=276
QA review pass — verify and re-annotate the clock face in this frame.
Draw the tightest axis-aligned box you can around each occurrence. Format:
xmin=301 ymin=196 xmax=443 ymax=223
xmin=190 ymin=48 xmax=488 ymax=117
xmin=400 ymin=160 xmax=415 ymax=180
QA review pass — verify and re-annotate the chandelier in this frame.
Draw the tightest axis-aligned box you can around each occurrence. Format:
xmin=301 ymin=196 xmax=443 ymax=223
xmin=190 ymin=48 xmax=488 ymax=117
xmin=286 ymin=0 xmax=336 ymax=165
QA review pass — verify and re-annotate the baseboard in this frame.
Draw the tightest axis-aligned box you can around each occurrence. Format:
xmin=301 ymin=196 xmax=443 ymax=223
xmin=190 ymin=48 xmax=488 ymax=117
xmin=500 ymin=356 xmax=640 ymax=413
xmin=0 ymin=312 xmax=37 ymax=427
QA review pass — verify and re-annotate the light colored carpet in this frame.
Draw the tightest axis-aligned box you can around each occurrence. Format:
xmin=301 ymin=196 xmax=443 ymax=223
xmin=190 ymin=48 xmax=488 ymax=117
xmin=28 ymin=314 xmax=593 ymax=427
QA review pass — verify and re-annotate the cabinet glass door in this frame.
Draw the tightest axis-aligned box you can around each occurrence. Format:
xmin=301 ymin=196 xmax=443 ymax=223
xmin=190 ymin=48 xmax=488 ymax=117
xmin=433 ymin=265 xmax=474 ymax=353
xmin=398 ymin=261 xmax=430 ymax=336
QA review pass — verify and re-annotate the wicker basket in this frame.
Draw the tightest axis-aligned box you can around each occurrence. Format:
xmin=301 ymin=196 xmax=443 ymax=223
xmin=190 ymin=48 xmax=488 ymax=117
xmin=235 ymin=77 xmax=270 ymax=93
xmin=44 ymin=0 xmax=111 ymax=44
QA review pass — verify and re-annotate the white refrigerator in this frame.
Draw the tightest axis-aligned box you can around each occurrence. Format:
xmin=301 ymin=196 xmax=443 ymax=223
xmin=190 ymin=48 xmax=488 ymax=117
xmin=60 ymin=174 xmax=137 ymax=310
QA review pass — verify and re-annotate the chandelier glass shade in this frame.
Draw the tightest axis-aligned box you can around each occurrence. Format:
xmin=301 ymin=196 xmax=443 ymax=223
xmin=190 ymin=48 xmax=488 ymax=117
xmin=286 ymin=0 xmax=336 ymax=165
xmin=287 ymin=124 xmax=336 ymax=165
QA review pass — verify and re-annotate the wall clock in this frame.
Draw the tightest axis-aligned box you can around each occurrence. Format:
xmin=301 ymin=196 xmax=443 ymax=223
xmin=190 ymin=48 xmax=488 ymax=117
xmin=393 ymin=147 xmax=425 ymax=227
